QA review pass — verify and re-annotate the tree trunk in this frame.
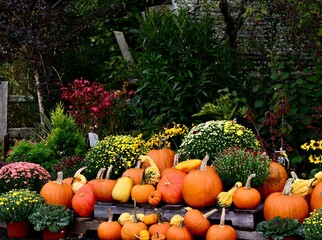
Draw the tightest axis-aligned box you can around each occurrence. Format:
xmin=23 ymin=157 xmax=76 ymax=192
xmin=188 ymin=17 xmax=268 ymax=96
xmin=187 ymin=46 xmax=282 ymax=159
xmin=33 ymin=64 xmax=45 ymax=126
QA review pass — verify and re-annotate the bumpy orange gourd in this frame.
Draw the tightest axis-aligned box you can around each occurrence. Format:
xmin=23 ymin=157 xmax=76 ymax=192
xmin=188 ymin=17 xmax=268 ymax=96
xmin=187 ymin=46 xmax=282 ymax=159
xmin=88 ymin=166 xmax=117 ymax=202
xmin=264 ymin=178 xmax=309 ymax=222
xmin=122 ymin=161 xmax=144 ymax=185
xmin=184 ymin=208 xmax=218 ymax=237
xmin=148 ymin=190 xmax=162 ymax=206
xmin=233 ymin=173 xmax=261 ymax=209
xmin=259 ymin=162 xmax=288 ymax=199
xmin=97 ymin=209 xmax=122 ymax=240
xmin=121 ymin=199 xmax=148 ymax=240
xmin=166 ymin=221 xmax=194 ymax=240
xmin=206 ymin=208 xmax=237 ymax=240
xmin=40 ymin=171 xmax=73 ymax=209
xmin=182 ymin=154 xmax=223 ymax=208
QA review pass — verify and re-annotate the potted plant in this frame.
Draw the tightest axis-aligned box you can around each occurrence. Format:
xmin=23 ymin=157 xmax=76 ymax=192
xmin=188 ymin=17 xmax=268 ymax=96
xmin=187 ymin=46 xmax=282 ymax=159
xmin=29 ymin=204 xmax=74 ymax=240
xmin=0 ymin=188 xmax=45 ymax=239
xmin=303 ymin=207 xmax=322 ymax=240
xmin=256 ymin=216 xmax=304 ymax=240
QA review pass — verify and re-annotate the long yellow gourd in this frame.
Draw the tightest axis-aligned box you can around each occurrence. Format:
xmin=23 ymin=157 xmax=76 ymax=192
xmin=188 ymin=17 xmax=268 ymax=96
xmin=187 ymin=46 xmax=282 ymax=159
xmin=112 ymin=176 xmax=133 ymax=203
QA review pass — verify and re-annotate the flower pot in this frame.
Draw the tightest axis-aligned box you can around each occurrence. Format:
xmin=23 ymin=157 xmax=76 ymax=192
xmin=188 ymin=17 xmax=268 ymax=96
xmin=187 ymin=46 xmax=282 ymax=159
xmin=6 ymin=221 xmax=31 ymax=238
xmin=42 ymin=227 xmax=66 ymax=240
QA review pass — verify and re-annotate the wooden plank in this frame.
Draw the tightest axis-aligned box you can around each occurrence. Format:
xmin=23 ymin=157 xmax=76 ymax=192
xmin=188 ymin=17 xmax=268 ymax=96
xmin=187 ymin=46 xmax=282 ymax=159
xmin=236 ymin=230 xmax=265 ymax=240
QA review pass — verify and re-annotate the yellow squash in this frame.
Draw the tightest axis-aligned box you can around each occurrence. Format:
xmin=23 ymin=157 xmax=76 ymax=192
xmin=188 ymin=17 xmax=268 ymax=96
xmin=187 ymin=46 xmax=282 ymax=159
xmin=112 ymin=176 xmax=133 ymax=203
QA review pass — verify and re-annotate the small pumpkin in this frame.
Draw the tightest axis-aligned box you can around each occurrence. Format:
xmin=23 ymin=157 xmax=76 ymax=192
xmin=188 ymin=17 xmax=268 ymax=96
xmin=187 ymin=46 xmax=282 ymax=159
xmin=112 ymin=176 xmax=134 ymax=203
xmin=263 ymin=178 xmax=309 ymax=222
xmin=71 ymin=183 xmax=96 ymax=217
xmin=122 ymin=161 xmax=144 ymax=185
xmin=131 ymin=167 xmax=156 ymax=204
xmin=97 ymin=208 xmax=122 ymax=240
xmin=148 ymin=210 xmax=170 ymax=236
xmin=88 ymin=165 xmax=117 ymax=202
xmin=184 ymin=208 xmax=218 ymax=237
xmin=166 ymin=220 xmax=194 ymax=240
xmin=151 ymin=231 xmax=166 ymax=240
xmin=118 ymin=212 xmax=133 ymax=225
xmin=233 ymin=173 xmax=261 ymax=209
xmin=40 ymin=171 xmax=73 ymax=209
xmin=135 ymin=229 xmax=150 ymax=240
xmin=182 ymin=154 xmax=223 ymax=208
xmin=143 ymin=213 xmax=159 ymax=226
xmin=148 ymin=190 xmax=162 ymax=206
xmin=121 ymin=199 xmax=148 ymax=240
xmin=206 ymin=207 xmax=237 ymax=240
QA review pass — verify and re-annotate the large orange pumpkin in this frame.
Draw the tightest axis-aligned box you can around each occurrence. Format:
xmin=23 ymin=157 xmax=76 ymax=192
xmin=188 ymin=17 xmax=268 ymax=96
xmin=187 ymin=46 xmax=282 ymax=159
xmin=182 ymin=154 xmax=223 ymax=208
xmin=259 ymin=162 xmax=288 ymax=199
xmin=97 ymin=209 xmax=122 ymax=240
xmin=310 ymin=179 xmax=322 ymax=211
xmin=40 ymin=172 xmax=74 ymax=209
xmin=263 ymin=178 xmax=309 ymax=222
xmin=156 ymin=167 xmax=186 ymax=204
xmin=146 ymin=141 xmax=175 ymax=174
xmin=88 ymin=166 xmax=117 ymax=202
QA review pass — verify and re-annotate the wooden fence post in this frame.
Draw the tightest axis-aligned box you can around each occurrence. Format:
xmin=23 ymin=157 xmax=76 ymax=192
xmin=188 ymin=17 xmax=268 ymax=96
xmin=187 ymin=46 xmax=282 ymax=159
xmin=0 ymin=81 xmax=8 ymax=144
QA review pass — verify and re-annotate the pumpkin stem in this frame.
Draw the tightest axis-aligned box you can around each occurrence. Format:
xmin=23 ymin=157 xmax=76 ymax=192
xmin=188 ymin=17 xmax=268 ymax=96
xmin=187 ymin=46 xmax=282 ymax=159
xmin=178 ymin=220 xmax=184 ymax=228
xmin=156 ymin=231 xmax=160 ymax=238
xmin=154 ymin=208 xmax=163 ymax=223
xmin=136 ymin=161 xmax=142 ymax=169
xmin=132 ymin=198 xmax=138 ymax=223
xmin=245 ymin=173 xmax=256 ymax=190
xmin=282 ymin=178 xmax=295 ymax=195
xmin=107 ymin=208 xmax=113 ymax=222
xmin=199 ymin=153 xmax=209 ymax=171
xmin=203 ymin=208 xmax=218 ymax=219
xmin=105 ymin=165 xmax=113 ymax=180
xmin=291 ymin=171 xmax=298 ymax=180
xmin=219 ymin=208 xmax=226 ymax=227
xmin=95 ymin=168 xmax=106 ymax=179
xmin=56 ymin=171 xmax=63 ymax=184
xmin=173 ymin=153 xmax=180 ymax=167
xmin=73 ymin=166 xmax=87 ymax=177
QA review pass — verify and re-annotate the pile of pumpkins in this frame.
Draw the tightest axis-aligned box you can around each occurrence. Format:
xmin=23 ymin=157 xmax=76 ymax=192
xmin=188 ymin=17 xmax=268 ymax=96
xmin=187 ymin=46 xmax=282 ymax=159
xmin=38 ymin=147 xmax=322 ymax=240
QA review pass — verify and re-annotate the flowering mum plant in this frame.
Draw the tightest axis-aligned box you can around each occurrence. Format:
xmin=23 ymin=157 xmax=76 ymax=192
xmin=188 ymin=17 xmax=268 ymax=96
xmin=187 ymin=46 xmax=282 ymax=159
xmin=303 ymin=207 xmax=322 ymax=240
xmin=0 ymin=189 xmax=44 ymax=222
xmin=0 ymin=162 xmax=51 ymax=193
xmin=214 ymin=147 xmax=270 ymax=188
xmin=84 ymin=134 xmax=148 ymax=180
xmin=301 ymin=139 xmax=322 ymax=177
xmin=178 ymin=120 xmax=260 ymax=161
xmin=146 ymin=123 xmax=190 ymax=151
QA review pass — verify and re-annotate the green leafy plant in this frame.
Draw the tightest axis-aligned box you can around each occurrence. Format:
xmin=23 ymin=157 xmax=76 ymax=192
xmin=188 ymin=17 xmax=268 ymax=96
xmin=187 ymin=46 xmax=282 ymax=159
xmin=29 ymin=204 xmax=74 ymax=233
xmin=84 ymin=134 xmax=148 ymax=180
xmin=0 ymin=161 xmax=51 ymax=193
xmin=303 ymin=207 xmax=322 ymax=240
xmin=0 ymin=189 xmax=45 ymax=222
xmin=214 ymin=147 xmax=270 ymax=188
xmin=256 ymin=216 xmax=304 ymax=240
xmin=178 ymin=120 xmax=260 ymax=161
xmin=5 ymin=140 xmax=57 ymax=171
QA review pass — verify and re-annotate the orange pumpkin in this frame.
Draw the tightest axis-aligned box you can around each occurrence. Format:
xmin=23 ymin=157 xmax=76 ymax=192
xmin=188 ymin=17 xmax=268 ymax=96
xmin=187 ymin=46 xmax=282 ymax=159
xmin=184 ymin=208 xmax=218 ymax=237
xmin=88 ymin=166 xmax=117 ymax=202
xmin=40 ymin=172 xmax=73 ymax=209
xmin=259 ymin=162 xmax=288 ymax=199
xmin=156 ymin=167 xmax=186 ymax=204
xmin=206 ymin=208 xmax=237 ymax=240
xmin=182 ymin=154 xmax=223 ymax=208
xmin=310 ymin=179 xmax=322 ymax=211
xmin=148 ymin=210 xmax=170 ymax=236
xmin=151 ymin=232 xmax=166 ymax=240
xmin=121 ymin=199 xmax=148 ymax=240
xmin=264 ymin=178 xmax=309 ymax=222
xmin=146 ymin=139 xmax=175 ymax=173
xmin=122 ymin=161 xmax=144 ymax=185
xmin=233 ymin=173 xmax=261 ymax=209
xmin=71 ymin=183 xmax=96 ymax=217
xmin=131 ymin=168 xmax=156 ymax=204
xmin=166 ymin=220 xmax=194 ymax=240
xmin=148 ymin=190 xmax=162 ymax=206
xmin=143 ymin=213 xmax=159 ymax=226
xmin=97 ymin=209 xmax=122 ymax=240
